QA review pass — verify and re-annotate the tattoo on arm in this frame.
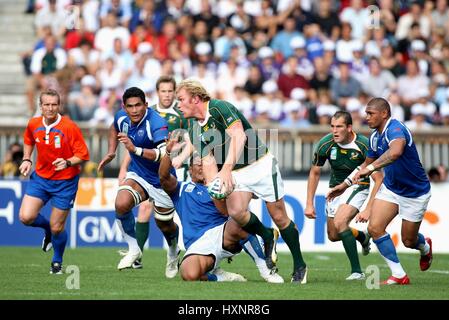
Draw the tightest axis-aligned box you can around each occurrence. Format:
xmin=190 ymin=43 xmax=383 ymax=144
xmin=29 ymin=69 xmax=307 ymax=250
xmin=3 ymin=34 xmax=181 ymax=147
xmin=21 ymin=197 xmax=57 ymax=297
xmin=371 ymin=149 xmax=395 ymax=170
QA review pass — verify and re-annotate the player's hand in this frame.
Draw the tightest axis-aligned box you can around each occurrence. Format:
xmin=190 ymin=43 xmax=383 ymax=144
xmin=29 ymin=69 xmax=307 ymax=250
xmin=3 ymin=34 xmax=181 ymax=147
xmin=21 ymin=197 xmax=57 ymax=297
xmin=19 ymin=161 xmax=32 ymax=177
xmin=352 ymin=167 xmax=371 ymax=183
xmin=52 ymin=158 xmax=68 ymax=171
xmin=117 ymin=133 xmax=135 ymax=152
xmin=171 ymin=156 xmax=184 ymax=169
xmin=304 ymin=205 xmax=316 ymax=219
xmin=216 ymin=168 xmax=235 ymax=195
xmin=98 ymin=153 xmax=116 ymax=172
xmin=118 ymin=169 xmax=127 ymax=185
xmin=355 ymin=209 xmax=371 ymax=223
xmin=326 ymin=183 xmax=347 ymax=201
xmin=166 ymin=130 xmax=186 ymax=156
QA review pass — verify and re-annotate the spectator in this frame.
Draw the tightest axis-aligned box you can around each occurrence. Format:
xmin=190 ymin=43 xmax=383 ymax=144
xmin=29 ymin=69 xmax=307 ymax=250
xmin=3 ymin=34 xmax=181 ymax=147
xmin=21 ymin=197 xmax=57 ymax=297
xmin=396 ymin=59 xmax=430 ymax=109
xmin=34 ymin=0 xmax=66 ymax=40
xmin=0 ymin=143 xmax=23 ymax=178
xmin=255 ymin=80 xmax=283 ymax=122
xmin=270 ymin=16 xmax=302 ymax=60
xmin=67 ymin=75 xmax=98 ymax=122
xmin=395 ymin=1 xmax=431 ymax=41
xmin=405 ymin=103 xmax=433 ymax=130
xmin=67 ymin=39 xmax=100 ymax=75
xmin=427 ymin=167 xmax=443 ymax=182
xmin=94 ymin=13 xmax=130 ymax=54
xmin=339 ymin=0 xmax=370 ymax=40
xmin=361 ymin=57 xmax=396 ymax=98
xmin=277 ymin=56 xmax=310 ymax=99
xmin=129 ymin=0 xmax=165 ymax=33
xmin=330 ymin=62 xmax=361 ymax=107
xmin=244 ymin=64 xmax=265 ymax=98
xmin=311 ymin=0 xmax=340 ymax=38
xmin=100 ymin=0 xmax=132 ymax=28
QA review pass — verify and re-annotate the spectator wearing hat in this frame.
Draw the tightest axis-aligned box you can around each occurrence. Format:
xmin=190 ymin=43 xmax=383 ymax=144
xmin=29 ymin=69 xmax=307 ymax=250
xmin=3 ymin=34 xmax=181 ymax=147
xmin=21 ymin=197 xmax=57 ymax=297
xmin=290 ymin=36 xmax=314 ymax=80
xmin=345 ymin=97 xmax=364 ymax=128
xmin=67 ymin=75 xmax=99 ymax=122
xmin=350 ymin=40 xmax=369 ymax=82
xmin=335 ymin=22 xmax=356 ymax=63
xmin=330 ymin=62 xmax=361 ymax=108
xmin=137 ymin=42 xmax=162 ymax=88
xmin=255 ymin=80 xmax=283 ymax=122
xmin=280 ymin=88 xmax=311 ymax=128
xmin=410 ymin=39 xmax=430 ymax=75
xmin=277 ymin=56 xmax=310 ymax=99
xmin=405 ymin=103 xmax=433 ymax=131
xmin=192 ymin=41 xmax=217 ymax=76
xmin=315 ymin=102 xmax=339 ymax=125
xmin=228 ymin=86 xmax=254 ymax=121
xmin=256 ymin=46 xmax=281 ymax=81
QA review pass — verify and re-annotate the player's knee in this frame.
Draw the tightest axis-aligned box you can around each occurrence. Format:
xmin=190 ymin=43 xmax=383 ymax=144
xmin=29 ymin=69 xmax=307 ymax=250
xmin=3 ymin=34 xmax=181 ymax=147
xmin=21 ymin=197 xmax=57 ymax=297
xmin=155 ymin=218 xmax=175 ymax=233
xmin=367 ymin=225 xmax=383 ymax=239
xmin=402 ymin=237 xmax=416 ymax=249
xmin=180 ymin=266 xmax=200 ymax=281
xmin=19 ymin=214 xmax=34 ymax=226
xmin=50 ymin=224 xmax=65 ymax=235
xmin=115 ymin=200 xmax=132 ymax=215
xmin=327 ymin=229 xmax=339 ymax=242
xmin=333 ymin=216 xmax=347 ymax=232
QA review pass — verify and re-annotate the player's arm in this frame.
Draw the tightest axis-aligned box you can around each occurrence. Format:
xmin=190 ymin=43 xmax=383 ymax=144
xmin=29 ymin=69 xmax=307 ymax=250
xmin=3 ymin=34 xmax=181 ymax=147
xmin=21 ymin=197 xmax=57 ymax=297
xmin=118 ymin=151 xmax=131 ymax=185
xmin=217 ymin=121 xmax=246 ymax=191
xmin=171 ymin=131 xmax=194 ymax=169
xmin=354 ymin=138 xmax=406 ymax=182
xmin=305 ymin=165 xmax=321 ymax=219
xmin=19 ymin=143 xmax=35 ymax=177
xmin=98 ymin=123 xmax=119 ymax=171
xmin=212 ymin=199 xmax=229 ymax=217
xmin=202 ymin=153 xmax=219 ymax=185
xmin=117 ymin=132 xmax=166 ymax=162
xmin=327 ymin=157 xmax=376 ymax=201
xmin=159 ymin=154 xmax=178 ymax=196
xmin=355 ymin=170 xmax=383 ymax=223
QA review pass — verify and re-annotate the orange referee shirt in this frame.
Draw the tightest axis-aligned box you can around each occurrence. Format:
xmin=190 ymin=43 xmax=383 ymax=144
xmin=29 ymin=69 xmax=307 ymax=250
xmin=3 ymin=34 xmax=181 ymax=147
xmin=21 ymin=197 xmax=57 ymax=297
xmin=24 ymin=115 xmax=90 ymax=180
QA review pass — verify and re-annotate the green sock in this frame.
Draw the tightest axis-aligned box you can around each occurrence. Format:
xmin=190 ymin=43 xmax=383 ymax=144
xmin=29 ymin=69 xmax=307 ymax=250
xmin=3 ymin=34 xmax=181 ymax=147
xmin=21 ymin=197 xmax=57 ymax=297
xmin=280 ymin=221 xmax=306 ymax=270
xmin=351 ymin=228 xmax=366 ymax=244
xmin=242 ymin=212 xmax=272 ymax=241
xmin=339 ymin=229 xmax=362 ymax=274
xmin=136 ymin=222 xmax=149 ymax=252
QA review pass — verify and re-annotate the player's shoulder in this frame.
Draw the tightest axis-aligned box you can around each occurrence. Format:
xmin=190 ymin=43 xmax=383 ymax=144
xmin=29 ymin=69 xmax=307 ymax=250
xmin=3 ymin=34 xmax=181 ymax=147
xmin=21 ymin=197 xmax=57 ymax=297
xmin=317 ymin=133 xmax=334 ymax=147
xmin=209 ymin=99 xmax=237 ymax=114
xmin=355 ymin=132 xmax=369 ymax=146
xmin=315 ymin=133 xmax=334 ymax=154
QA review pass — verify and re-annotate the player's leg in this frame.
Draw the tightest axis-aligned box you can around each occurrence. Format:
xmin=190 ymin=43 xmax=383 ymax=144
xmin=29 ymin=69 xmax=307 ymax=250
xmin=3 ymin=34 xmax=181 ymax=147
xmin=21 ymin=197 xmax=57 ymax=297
xmin=368 ymin=198 xmax=408 ymax=284
xmin=333 ymin=204 xmax=364 ymax=279
xmin=115 ymin=179 xmax=146 ymax=269
xmin=398 ymin=191 xmax=432 ymax=271
xmin=225 ymin=191 xmax=277 ymax=269
xmin=19 ymin=172 xmax=52 ymax=252
xmin=19 ymin=195 xmax=50 ymax=251
xmin=266 ymin=198 xmax=307 ymax=284
xmin=180 ymin=254 xmax=215 ymax=281
xmin=48 ymin=207 xmax=70 ymax=274
xmin=136 ymin=200 xmax=153 ymax=252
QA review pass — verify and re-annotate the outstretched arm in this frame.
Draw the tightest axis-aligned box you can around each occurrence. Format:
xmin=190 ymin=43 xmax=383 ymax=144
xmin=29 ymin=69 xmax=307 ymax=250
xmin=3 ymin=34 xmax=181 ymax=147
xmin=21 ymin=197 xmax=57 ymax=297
xmin=159 ymin=154 xmax=178 ymax=195
xmin=356 ymin=170 xmax=384 ymax=223
xmin=305 ymin=165 xmax=321 ymax=219
xmin=98 ymin=123 xmax=119 ymax=172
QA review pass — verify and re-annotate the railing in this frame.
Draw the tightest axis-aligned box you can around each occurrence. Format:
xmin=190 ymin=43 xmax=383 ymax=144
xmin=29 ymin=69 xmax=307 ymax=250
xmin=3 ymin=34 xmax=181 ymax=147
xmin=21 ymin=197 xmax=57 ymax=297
xmin=1 ymin=123 xmax=449 ymax=175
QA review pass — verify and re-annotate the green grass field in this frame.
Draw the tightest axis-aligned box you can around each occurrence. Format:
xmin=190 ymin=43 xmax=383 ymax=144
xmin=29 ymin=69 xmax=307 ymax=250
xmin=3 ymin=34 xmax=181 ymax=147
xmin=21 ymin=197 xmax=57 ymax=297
xmin=1 ymin=247 xmax=448 ymax=300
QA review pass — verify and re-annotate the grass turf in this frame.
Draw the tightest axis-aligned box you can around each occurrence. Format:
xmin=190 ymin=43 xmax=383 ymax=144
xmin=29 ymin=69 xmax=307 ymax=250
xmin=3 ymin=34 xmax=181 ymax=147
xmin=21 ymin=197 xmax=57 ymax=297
xmin=0 ymin=247 xmax=448 ymax=300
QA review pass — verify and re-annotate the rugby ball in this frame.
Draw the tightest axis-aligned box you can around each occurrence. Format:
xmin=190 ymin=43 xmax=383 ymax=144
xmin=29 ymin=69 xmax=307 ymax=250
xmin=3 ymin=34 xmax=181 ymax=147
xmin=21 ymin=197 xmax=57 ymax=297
xmin=207 ymin=177 xmax=232 ymax=200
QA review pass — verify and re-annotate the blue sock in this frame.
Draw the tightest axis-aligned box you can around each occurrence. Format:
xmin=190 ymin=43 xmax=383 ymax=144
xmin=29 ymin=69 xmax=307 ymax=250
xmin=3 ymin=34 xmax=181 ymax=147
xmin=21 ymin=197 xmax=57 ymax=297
xmin=30 ymin=214 xmax=51 ymax=236
xmin=116 ymin=212 xmax=136 ymax=238
xmin=52 ymin=230 xmax=67 ymax=264
xmin=207 ymin=273 xmax=218 ymax=281
xmin=415 ymin=233 xmax=426 ymax=250
xmin=163 ymin=224 xmax=179 ymax=247
xmin=374 ymin=233 xmax=399 ymax=263
xmin=241 ymin=235 xmax=265 ymax=261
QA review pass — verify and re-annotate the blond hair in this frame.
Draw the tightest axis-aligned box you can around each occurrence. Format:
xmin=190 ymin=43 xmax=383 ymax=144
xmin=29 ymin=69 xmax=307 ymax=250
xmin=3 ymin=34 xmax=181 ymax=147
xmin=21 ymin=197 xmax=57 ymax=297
xmin=176 ymin=78 xmax=211 ymax=102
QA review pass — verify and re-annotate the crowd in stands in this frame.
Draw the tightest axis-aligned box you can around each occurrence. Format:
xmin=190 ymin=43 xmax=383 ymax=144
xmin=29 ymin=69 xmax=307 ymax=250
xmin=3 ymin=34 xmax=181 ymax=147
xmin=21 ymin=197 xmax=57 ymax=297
xmin=21 ymin=0 xmax=449 ymax=130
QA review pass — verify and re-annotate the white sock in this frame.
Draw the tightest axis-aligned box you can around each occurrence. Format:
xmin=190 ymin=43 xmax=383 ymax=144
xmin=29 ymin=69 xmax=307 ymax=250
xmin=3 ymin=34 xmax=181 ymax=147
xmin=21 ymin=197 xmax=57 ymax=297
xmin=380 ymin=255 xmax=406 ymax=278
xmin=168 ymin=240 xmax=179 ymax=257
xmin=418 ymin=241 xmax=430 ymax=256
xmin=116 ymin=219 xmax=140 ymax=253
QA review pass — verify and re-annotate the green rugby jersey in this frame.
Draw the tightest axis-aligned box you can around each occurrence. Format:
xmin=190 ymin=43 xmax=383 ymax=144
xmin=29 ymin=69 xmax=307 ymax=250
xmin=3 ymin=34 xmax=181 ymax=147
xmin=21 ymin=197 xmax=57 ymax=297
xmin=188 ymin=99 xmax=269 ymax=170
xmin=313 ymin=132 xmax=370 ymax=188
xmin=151 ymin=101 xmax=186 ymax=132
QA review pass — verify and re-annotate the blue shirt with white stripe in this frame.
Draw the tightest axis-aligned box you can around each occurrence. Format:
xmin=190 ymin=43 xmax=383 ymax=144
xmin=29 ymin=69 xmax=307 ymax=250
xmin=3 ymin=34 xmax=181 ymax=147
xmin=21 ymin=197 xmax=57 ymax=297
xmin=170 ymin=182 xmax=228 ymax=249
xmin=113 ymin=108 xmax=175 ymax=188
xmin=367 ymin=118 xmax=430 ymax=198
